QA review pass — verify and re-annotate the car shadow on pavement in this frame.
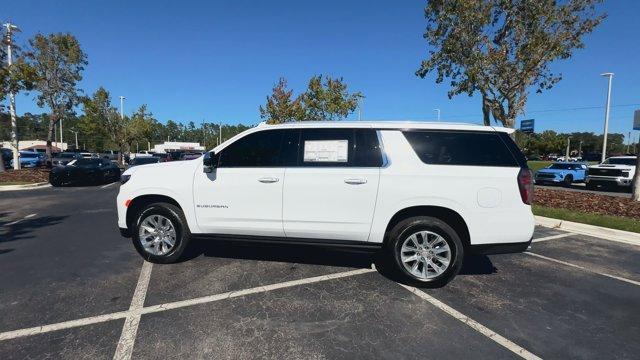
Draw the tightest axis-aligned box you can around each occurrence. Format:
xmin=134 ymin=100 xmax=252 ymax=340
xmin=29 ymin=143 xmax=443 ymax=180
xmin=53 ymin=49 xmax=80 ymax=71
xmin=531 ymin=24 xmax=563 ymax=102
xmin=182 ymin=238 xmax=497 ymax=287
xmin=0 ymin=213 xmax=68 ymax=244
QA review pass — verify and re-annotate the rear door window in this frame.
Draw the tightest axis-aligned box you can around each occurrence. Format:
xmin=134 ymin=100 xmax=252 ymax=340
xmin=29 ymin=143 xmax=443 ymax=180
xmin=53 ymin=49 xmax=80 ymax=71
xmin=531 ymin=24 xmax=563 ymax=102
xmin=296 ymin=128 xmax=383 ymax=167
xmin=403 ymin=131 xmax=519 ymax=167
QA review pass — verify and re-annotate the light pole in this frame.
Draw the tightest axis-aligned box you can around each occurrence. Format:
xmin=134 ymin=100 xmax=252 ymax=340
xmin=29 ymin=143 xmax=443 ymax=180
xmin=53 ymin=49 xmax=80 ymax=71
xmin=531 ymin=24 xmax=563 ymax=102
xmin=434 ymin=109 xmax=441 ymax=121
xmin=565 ymin=136 xmax=571 ymax=160
xmin=578 ymin=141 xmax=583 ymax=159
xmin=600 ymin=72 xmax=614 ymax=163
xmin=60 ymin=118 xmax=63 ymax=151
xmin=219 ymin=124 xmax=223 ymax=145
xmin=119 ymin=96 xmax=125 ymax=119
xmin=4 ymin=22 xmax=20 ymax=169
xmin=70 ymin=130 xmax=79 ymax=150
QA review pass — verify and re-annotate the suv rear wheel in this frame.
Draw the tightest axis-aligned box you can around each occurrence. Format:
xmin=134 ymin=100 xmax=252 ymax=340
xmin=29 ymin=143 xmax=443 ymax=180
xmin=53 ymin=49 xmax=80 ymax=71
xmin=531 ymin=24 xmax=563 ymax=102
xmin=387 ymin=216 xmax=463 ymax=287
xmin=132 ymin=203 xmax=191 ymax=263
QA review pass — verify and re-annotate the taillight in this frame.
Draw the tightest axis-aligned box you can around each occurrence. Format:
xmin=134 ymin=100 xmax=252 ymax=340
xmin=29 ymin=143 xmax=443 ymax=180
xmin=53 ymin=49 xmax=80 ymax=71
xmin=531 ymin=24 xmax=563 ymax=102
xmin=517 ymin=168 xmax=533 ymax=205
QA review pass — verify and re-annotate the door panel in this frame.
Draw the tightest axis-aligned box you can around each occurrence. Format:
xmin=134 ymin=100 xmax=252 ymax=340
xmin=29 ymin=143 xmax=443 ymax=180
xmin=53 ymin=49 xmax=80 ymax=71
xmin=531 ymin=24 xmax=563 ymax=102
xmin=194 ymin=167 xmax=285 ymax=236
xmin=283 ymin=168 xmax=380 ymax=241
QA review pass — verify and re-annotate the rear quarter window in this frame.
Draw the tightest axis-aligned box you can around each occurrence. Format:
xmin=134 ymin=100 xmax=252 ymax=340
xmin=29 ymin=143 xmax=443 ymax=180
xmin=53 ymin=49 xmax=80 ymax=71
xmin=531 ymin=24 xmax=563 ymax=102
xmin=402 ymin=131 xmax=520 ymax=167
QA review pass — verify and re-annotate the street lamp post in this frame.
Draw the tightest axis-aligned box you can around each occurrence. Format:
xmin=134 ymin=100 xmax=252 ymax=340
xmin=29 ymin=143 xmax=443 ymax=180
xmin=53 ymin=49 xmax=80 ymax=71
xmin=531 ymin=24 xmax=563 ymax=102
xmin=434 ymin=109 xmax=441 ymax=121
xmin=70 ymin=130 xmax=79 ymax=149
xmin=600 ymin=73 xmax=614 ymax=163
xmin=565 ymin=137 xmax=571 ymax=160
xmin=4 ymin=22 xmax=20 ymax=170
xmin=119 ymin=96 xmax=125 ymax=119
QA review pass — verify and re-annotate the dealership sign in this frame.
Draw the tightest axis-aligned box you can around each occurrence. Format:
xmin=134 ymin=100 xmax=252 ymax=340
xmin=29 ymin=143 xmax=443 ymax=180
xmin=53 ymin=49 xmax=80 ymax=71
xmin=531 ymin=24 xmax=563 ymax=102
xmin=520 ymin=119 xmax=535 ymax=133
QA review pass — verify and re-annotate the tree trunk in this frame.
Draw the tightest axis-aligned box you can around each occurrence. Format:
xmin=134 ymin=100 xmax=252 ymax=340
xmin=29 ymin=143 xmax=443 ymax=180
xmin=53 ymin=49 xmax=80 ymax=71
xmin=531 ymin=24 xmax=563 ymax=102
xmin=46 ymin=113 xmax=58 ymax=165
xmin=0 ymin=156 xmax=5 ymax=173
xmin=482 ymin=95 xmax=491 ymax=126
xmin=632 ymin=154 xmax=640 ymax=201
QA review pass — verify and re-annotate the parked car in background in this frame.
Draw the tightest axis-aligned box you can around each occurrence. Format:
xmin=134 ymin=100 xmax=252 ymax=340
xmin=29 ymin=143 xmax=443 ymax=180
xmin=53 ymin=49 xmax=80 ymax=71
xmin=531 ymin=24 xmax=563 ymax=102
xmin=128 ymin=156 xmax=161 ymax=168
xmin=117 ymin=121 xmax=534 ymax=287
xmin=180 ymin=152 xmax=204 ymax=161
xmin=52 ymin=152 xmax=83 ymax=167
xmin=10 ymin=151 xmax=44 ymax=168
xmin=586 ymin=156 xmax=637 ymax=190
xmin=80 ymin=152 xmax=99 ymax=159
xmin=1 ymin=148 xmax=13 ymax=168
xmin=101 ymin=150 xmax=120 ymax=162
xmin=151 ymin=153 xmax=169 ymax=162
xmin=535 ymin=162 xmax=587 ymax=186
xmin=49 ymin=158 xmax=121 ymax=186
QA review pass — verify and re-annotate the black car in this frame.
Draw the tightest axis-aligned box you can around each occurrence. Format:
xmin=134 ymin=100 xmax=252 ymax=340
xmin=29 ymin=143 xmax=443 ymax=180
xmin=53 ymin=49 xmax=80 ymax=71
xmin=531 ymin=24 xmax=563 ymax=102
xmin=128 ymin=156 xmax=161 ymax=168
xmin=49 ymin=158 xmax=121 ymax=186
xmin=52 ymin=152 xmax=83 ymax=167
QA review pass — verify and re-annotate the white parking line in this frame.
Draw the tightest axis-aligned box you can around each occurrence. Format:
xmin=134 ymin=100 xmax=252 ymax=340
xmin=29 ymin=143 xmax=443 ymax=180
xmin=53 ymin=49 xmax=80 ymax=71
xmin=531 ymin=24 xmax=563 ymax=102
xmin=400 ymin=285 xmax=542 ymax=360
xmin=531 ymin=233 xmax=574 ymax=243
xmin=113 ymin=261 xmax=153 ymax=360
xmin=525 ymin=252 xmax=640 ymax=286
xmin=4 ymin=213 xmax=38 ymax=227
xmin=101 ymin=182 xmax=117 ymax=189
xmin=0 ymin=267 xmax=375 ymax=342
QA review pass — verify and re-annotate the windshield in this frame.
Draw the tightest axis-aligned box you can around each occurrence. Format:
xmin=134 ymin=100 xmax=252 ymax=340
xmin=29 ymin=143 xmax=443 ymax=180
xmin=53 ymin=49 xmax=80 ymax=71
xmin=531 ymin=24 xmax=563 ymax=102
xmin=71 ymin=159 xmax=102 ymax=167
xmin=132 ymin=157 xmax=159 ymax=165
xmin=58 ymin=153 xmax=76 ymax=158
xmin=20 ymin=153 xmax=38 ymax=158
xmin=548 ymin=164 xmax=578 ymax=170
xmin=603 ymin=158 xmax=636 ymax=166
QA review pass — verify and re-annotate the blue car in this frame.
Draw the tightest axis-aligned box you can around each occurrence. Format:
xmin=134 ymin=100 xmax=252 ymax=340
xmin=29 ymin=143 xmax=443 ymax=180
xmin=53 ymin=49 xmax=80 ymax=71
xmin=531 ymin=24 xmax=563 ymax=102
xmin=9 ymin=151 xmax=44 ymax=168
xmin=535 ymin=162 xmax=587 ymax=187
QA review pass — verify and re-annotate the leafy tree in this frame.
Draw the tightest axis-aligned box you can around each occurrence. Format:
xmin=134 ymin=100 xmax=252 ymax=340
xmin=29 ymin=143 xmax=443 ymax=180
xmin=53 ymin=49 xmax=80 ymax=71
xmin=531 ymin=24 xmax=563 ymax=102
xmin=79 ymin=87 xmax=112 ymax=151
xmin=301 ymin=75 xmax=363 ymax=121
xmin=259 ymin=78 xmax=305 ymax=124
xmin=416 ymin=0 xmax=605 ymax=128
xmin=27 ymin=33 xmax=87 ymax=159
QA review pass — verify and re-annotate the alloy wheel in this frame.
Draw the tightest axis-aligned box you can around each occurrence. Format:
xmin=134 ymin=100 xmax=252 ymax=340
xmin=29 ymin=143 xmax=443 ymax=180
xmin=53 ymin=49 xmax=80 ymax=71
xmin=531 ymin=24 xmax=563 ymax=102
xmin=138 ymin=214 xmax=177 ymax=256
xmin=400 ymin=230 xmax=451 ymax=280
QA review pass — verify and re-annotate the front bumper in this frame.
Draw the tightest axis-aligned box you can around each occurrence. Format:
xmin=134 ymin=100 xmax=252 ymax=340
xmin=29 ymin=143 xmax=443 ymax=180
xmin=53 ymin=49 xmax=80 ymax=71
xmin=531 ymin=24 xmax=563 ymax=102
xmin=586 ymin=176 xmax=633 ymax=187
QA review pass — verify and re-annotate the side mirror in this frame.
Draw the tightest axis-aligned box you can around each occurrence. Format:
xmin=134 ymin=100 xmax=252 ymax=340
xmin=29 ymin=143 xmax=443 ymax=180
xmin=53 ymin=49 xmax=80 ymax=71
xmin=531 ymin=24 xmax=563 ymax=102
xmin=203 ymin=151 xmax=217 ymax=173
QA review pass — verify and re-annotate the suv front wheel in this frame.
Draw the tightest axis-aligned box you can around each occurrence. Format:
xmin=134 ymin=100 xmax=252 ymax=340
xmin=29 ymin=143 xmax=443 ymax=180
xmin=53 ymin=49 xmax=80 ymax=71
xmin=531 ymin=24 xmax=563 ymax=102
xmin=387 ymin=216 xmax=464 ymax=287
xmin=132 ymin=203 xmax=191 ymax=263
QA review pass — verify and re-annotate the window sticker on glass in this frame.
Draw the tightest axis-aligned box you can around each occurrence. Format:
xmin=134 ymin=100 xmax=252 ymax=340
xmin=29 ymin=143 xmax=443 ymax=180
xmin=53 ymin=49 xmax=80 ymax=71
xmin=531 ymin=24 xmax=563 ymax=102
xmin=303 ymin=140 xmax=349 ymax=162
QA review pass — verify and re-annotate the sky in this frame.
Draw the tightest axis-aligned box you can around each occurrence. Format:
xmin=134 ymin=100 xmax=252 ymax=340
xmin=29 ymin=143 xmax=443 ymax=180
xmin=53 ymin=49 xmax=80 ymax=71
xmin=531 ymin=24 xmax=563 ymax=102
xmin=3 ymin=0 xmax=640 ymax=139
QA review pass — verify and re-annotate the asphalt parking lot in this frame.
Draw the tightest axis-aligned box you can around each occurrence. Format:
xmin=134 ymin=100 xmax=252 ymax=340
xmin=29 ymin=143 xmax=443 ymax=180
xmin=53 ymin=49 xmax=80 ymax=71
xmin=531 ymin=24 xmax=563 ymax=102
xmin=1 ymin=184 xmax=639 ymax=359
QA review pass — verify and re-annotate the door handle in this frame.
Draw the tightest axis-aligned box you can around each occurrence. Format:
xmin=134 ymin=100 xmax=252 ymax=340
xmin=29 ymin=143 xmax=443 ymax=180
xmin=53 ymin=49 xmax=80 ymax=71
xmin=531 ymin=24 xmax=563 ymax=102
xmin=344 ymin=178 xmax=367 ymax=185
xmin=258 ymin=177 xmax=279 ymax=183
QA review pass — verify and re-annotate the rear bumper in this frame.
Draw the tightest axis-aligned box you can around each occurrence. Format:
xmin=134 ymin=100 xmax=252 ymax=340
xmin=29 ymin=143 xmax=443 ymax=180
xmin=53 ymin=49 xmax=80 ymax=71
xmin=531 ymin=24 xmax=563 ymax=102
xmin=469 ymin=238 xmax=532 ymax=255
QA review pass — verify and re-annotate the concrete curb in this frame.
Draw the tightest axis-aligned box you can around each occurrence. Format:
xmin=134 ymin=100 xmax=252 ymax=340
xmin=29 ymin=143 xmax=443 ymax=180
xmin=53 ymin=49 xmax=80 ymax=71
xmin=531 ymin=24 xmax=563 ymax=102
xmin=535 ymin=215 xmax=640 ymax=247
xmin=0 ymin=182 xmax=51 ymax=191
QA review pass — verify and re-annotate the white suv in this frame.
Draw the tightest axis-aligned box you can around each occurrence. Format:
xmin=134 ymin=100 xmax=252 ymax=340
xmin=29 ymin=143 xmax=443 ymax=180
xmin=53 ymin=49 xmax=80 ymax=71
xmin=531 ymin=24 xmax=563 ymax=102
xmin=586 ymin=156 xmax=637 ymax=190
xmin=117 ymin=122 xmax=534 ymax=287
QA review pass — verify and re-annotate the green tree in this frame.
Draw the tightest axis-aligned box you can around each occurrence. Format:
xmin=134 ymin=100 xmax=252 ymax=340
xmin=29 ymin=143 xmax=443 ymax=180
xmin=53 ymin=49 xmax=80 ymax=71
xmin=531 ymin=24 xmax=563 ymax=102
xmin=416 ymin=0 xmax=605 ymax=128
xmin=301 ymin=75 xmax=363 ymax=121
xmin=27 ymin=33 xmax=88 ymax=159
xmin=259 ymin=78 xmax=305 ymax=124
xmin=79 ymin=87 xmax=112 ymax=151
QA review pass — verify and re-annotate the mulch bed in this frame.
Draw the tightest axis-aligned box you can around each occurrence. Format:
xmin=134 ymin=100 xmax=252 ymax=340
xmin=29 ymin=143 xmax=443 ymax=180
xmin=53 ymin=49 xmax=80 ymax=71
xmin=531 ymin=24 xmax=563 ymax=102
xmin=535 ymin=188 xmax=640 ymax=220
xmin=0 ymin=168 xmax=50 ymax=184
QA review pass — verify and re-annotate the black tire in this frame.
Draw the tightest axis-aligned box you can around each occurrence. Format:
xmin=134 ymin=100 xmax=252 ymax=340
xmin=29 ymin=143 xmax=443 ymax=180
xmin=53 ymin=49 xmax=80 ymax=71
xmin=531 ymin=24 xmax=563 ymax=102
xmin=386 ymin=216 xmax=464 ymax=288
xmin=131 ymin=203 xmax=191 ymax=263
xmin=49 ymin=174 xmax=63 ymax=187
xmin=586 ymin=182 xmax=596 ymax=190
xmin=563 ymin=175 xmax=573 ymax=187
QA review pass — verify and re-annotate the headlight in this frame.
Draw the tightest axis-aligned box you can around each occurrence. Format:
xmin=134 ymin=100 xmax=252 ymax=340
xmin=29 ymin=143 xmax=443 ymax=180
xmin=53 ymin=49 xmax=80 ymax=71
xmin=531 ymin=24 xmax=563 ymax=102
xmin=121 ymin=174 xmax=131 ymax=184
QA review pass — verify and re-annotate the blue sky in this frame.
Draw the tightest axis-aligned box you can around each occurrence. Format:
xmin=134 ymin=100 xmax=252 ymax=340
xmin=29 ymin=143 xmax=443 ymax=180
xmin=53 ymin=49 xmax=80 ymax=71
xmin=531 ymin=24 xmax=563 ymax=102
xmin=4 ymin=0 xmax=640 ymax=138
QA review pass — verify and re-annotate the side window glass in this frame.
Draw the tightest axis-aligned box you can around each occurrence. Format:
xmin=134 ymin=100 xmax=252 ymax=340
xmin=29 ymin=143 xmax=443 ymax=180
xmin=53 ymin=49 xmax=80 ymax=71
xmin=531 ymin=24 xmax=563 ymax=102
xmin=354 ymin=129 xmax=383 ymax=167
xmin=299 ymin=129 xmax=354 ymax=167
xmin=218 ymin=130 xmax=284 ymax=167
xmin=403 ymin=131 xmax=518 ymax=167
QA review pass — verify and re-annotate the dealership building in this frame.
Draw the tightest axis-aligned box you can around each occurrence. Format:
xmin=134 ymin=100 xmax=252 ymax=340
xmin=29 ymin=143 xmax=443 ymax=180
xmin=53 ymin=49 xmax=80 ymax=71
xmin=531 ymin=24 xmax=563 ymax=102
xmin=152 ymin=141 xmax=205 ymax=153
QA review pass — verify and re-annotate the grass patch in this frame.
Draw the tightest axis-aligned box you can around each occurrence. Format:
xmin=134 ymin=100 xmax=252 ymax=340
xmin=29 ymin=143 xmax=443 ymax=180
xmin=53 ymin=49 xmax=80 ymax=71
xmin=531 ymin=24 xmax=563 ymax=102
xmin=533 ymin=205 xmax=640 ymax=233
xmin=0 ymin=181 xmax=33 ymax=186
xmin=527 ymin=161 xmax=552 ymax=173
